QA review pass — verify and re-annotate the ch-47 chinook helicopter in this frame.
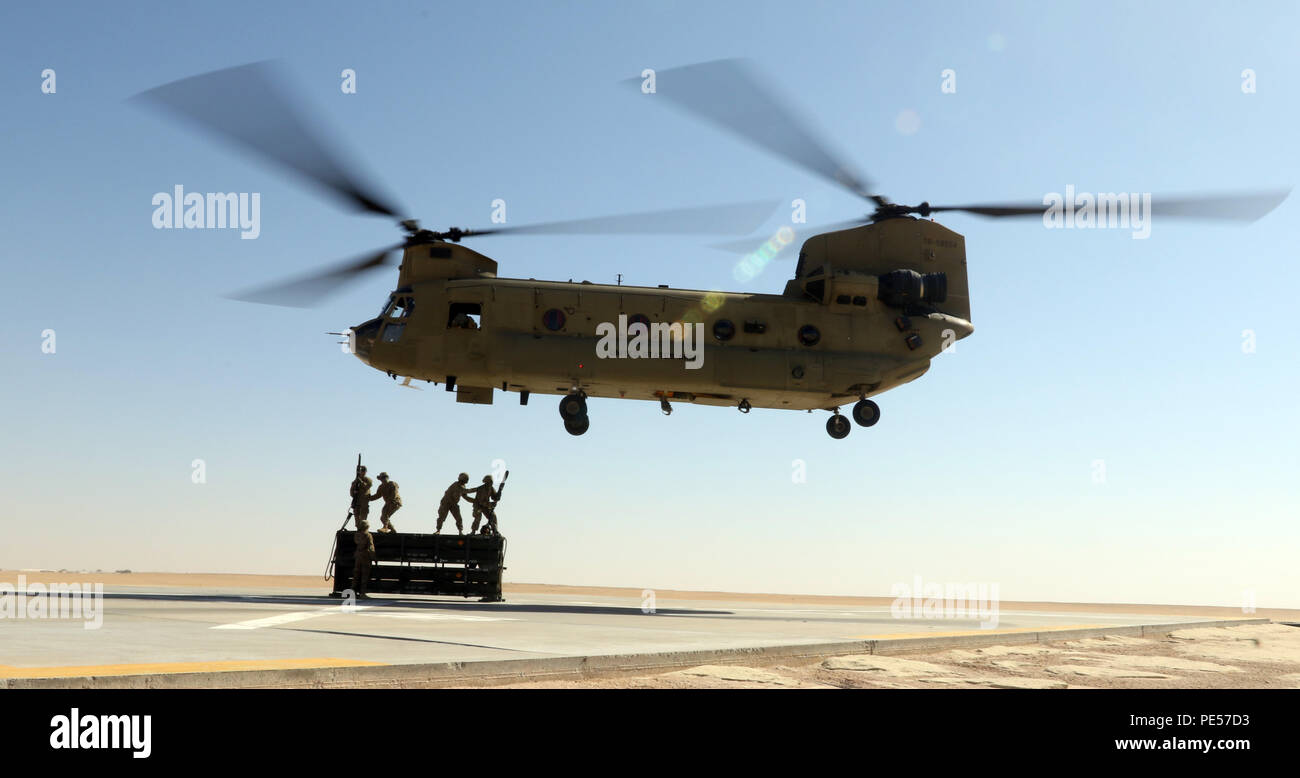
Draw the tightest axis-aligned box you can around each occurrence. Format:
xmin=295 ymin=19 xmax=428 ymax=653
xmin=136 ymin=60 xmax=1289 ymax=438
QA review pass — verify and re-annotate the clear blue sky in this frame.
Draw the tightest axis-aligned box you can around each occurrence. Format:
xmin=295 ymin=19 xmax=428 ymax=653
xmin=2 ymin=1 xmax=1296 ymax=607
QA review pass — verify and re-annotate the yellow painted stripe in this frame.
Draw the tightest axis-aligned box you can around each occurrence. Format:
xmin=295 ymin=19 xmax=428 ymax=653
xmin=852 ymin=623 xmax=1113 ymax=640
xmin=0 ymin=658 xmax=384 ymax=679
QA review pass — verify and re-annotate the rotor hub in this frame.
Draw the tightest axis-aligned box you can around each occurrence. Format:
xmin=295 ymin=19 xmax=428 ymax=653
xmin=400 ymin=220 xmax=471 ymax=245
xmin=870 ymin=201 xmax=932 ymax=221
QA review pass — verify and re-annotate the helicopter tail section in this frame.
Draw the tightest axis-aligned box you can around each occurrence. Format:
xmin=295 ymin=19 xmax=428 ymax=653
xmin=796 ymin=218 xmax=971 ymax=323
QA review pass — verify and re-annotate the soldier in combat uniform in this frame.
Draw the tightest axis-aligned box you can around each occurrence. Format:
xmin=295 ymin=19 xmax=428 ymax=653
xmin=370 ymin=472 xmax=401 ymax=533
xmin=352 ymin=518 xmax=375 ymax=600
xmin=468 ymin=474 xmax=502 ymax=536
xmin=435 ymin=473 xmax=479 ymax=534
xmin=350 ymin=466 xmax=374 ymax=529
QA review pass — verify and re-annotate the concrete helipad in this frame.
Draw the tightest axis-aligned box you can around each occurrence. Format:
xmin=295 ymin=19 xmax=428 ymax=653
xmin=0 ymin=574 xmax=1282 ymax=688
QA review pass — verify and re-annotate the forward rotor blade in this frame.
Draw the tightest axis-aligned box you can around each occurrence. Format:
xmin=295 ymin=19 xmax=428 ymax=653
xmin=1147 ymin=189 xmax=1291 ymax=221
xmin=227 ymin=244 xmax=402 ymax=308
xmin=932 ymin=188 xmax=1291 ymax=222
xmin=133 ymin=61 xmax=403 ymax=218
xmin=461 ymin=199 xmax=782 ymax=238
xmin=627 ymin=59 xmax=875 ymax=202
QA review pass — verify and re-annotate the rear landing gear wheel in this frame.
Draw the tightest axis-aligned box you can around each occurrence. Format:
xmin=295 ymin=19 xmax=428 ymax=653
xmin=564 ymin=415 xmax=590 ymax=436
xmin=852 ymin=399 xmax=881 ymax=427
xmin=558 ymin=393 xmax=587 ymax=421
xmin=826 ymin=413 xmax=851 ymax=439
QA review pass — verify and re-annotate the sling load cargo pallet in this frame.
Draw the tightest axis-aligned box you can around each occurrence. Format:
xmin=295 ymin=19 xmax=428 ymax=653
xmin=328 ymin=530 xmax=506 ymax=602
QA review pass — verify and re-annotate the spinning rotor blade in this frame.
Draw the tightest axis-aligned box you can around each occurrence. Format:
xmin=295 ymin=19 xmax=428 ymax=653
xmin=452 ymin=199 xmax=782 ymax=238
xmin=1141 ymin=189 xmax=1291 ymax=221
xmin=133 ymin=61 xmax=403 ymax=218
xmin=927 ymin=203 xmax=1049 ymax=218
xmin=930 ymin=188 xmax=1291 ymax=222
xmin=628 ymin=59 xmax=877 ymax=203
xmin=227 ymin=244 xmax=402 ymax=308
xmin=707 ymin=218 xmax=870 ymax=253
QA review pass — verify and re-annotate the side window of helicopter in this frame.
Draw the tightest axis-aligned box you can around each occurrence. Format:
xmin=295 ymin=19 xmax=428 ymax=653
xmin=542 ymin=308 xmax=566 ymax=331
xmin=798 ymin=324 xmax=821 ymax=347
xmin=447 ymin=302 xmax=482 ymax=331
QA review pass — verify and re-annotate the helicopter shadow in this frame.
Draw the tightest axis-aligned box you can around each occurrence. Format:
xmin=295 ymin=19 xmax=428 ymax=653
xmin=64 ymin=591 xmax=909 ymax=626
xmin=71 ymin=590 xmax=732 ymax=618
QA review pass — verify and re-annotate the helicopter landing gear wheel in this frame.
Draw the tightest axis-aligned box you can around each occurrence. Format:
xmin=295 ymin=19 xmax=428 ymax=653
xmin=826 ymin=413 xmax=851 ymax=439
xmin=852 ymin=399 xmax=881 ymax=427
xmin=564 ymin=415 xmax=590 ymax=436
xmin=558 ymin=393 xmax=587 ymax=422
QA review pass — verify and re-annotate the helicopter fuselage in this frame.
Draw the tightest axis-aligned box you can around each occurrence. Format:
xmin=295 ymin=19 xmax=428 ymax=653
xmin=350 ymin=217 xmax=974 ymax=420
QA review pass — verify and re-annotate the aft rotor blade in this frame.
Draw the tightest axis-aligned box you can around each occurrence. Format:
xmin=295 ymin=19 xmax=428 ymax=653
xmin=133 ymin=61 xmax=403 ymax=218
xmin=227 ymin=244 xmax=402 ymax=308
xmin=461 ymin=199 xmax=782 ymax=238
xmin=707 ymin=218 xmax=869 ymax=253
xmin=928 ymin=203 xmax=1049 ymax=218
xmin=628 ymin=59 xmax=876 ymax=202
xmin=932 ymin=188 xmax=1291 ymax=222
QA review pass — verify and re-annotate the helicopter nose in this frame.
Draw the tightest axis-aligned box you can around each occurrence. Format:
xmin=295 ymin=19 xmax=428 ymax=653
xmin=350 ymin=318 xmax=381 ymax=364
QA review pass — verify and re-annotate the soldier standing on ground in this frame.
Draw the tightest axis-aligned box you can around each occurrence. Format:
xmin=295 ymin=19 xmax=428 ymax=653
xmin=435 ymin=473 xmax=478 ymax=534
xmin=370 ymin=472 xmax=401 ymax=533
xmin=468 ymin=474 xmax=502 ymax=536
xmin=352 ymin=518 xmax=375 ymax=600
xmin=350 ymin=466 xmax=374 ymax=529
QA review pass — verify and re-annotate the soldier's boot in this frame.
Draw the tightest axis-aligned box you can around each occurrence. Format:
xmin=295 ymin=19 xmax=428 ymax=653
xmin=470 ymin=519 xmax=481 ymax=534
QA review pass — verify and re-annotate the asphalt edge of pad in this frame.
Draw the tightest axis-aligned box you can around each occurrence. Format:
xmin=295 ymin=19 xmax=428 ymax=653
xmin=1 ymin=618 xmax=1270 ymax=689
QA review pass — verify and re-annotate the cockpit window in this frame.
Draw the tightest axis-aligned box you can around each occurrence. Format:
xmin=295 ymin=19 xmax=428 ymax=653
xmin=385 ymin=296 xmax=415 ymax=319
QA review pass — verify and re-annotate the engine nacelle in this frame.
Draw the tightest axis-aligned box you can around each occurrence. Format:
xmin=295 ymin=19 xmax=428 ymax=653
xmin=876 ymin=269 xmax=947 ymax=308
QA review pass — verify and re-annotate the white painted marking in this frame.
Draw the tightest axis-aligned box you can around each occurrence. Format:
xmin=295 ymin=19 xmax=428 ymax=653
xmin=368 ymin=613 xmax=517 ymax=623
xmin=718 ymin=608 xmax=861 ymax=615
xmin=212 ymin=605 xmax=372 ymax=630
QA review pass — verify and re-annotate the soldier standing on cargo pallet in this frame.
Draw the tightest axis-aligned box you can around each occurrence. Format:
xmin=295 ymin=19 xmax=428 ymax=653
xmin=350 ymin=466 xmax=374 ymax=529
xmin=352 ymin=519 xmax=375 ymax=600
xmin=467 ymin=474 xmax=502 ymax=536
xmin=435 ymin=472 xmax=479 ymax=534
xmin=370 ymin=472 xmax=401 ymax=533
